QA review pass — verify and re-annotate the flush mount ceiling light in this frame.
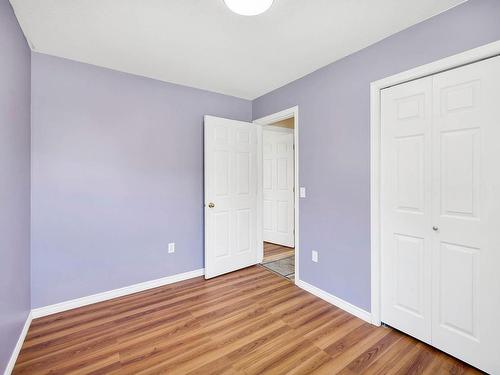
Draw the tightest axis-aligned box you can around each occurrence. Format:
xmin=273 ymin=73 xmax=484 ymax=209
xmin=224 ymin=0 xmax=274 ymax=16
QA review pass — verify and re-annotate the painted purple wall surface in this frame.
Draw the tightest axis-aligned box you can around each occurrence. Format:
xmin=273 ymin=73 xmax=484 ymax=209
xmin=31 ymin=52 xmax=252 ymax=308
xmin=253 ymin=0 xmax=500 ymax=312
xmin=0 ymin=0 xmax=31 ymax=372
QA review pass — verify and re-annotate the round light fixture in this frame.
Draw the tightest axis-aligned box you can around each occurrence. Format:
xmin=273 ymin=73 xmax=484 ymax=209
xmin=224 ymin=0 xmax=274 ymax=16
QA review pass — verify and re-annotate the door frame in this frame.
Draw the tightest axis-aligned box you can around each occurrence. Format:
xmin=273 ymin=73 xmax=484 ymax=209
xmin=370 ymin=40 xmax=500 ymax=326
xmin=254 ymin=106 xmax=300 ymax=281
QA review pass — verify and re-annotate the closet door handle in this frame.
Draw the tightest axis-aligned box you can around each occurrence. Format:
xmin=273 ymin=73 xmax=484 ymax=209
xmin=432 ymin=226 xmax=439 ymax=231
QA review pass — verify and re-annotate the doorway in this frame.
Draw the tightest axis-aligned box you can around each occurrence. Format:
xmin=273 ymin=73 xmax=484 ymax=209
xmin=203 ymin=107 xmax=299 ymax=282
xmin=254 ymin=107 xmax=299 ymax=282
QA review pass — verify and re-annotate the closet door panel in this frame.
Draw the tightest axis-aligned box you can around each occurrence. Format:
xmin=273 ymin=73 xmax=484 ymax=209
xmin=380 ymin=77 xmax=433 ymax=344
xmin=431 ymin=56 xmax=500 ymax=374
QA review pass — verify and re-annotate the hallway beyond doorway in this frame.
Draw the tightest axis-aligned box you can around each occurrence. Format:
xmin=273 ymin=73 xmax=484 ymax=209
xmin=262 ymin=242 xmax=295 ymax=281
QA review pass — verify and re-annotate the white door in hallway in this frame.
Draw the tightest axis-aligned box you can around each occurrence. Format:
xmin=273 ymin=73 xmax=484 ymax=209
xmin=262 ymin=127 xmax=295 ymax=247
xmin=381 ymin=55 xmax=500 ymax=374
xmin=204 ymin=116 xmax=258 ymax=279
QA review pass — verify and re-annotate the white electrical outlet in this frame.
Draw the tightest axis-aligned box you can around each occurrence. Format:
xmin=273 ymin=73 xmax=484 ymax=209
xmin=168 ymin=243 xmax=175 ymax=253
xmin=312 ymin=250 xmax=318 ymax=263
xmin=300 ymin=187 xmax=306 ymax=198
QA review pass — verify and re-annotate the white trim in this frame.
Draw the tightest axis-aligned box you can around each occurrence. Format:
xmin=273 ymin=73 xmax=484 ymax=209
xmin=3 ymin=312 xmax=32 ymax=375
xmin=254 ymin=106 xmax=300 ymax=281
xmin=296 ymin=279 xmax=372 ymax=323
xmin=256 ymin=123 xmax=264 ymax=263
xmin=263 ymin=125 xmax=294 ymax=134
xmin=31 ymin=268 xmax=204 ymax=318
xmin=370 ymin=40 xmax=500 ymax=326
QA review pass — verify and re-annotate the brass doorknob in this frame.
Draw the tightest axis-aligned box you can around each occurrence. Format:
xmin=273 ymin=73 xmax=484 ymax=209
xmin=208 ymin=202 xmax=215 ymax=208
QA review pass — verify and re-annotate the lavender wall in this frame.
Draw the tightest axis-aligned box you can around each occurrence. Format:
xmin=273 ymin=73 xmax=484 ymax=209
xmin=29 ymin=0 xmax=500 ymax=313
xmin=31 ymin=53 xmax=252 ymax=308
xmin=253 ymin=0 xmax=500 ymax=311
xmin=0 ymin=0 xmax=31 ymax=372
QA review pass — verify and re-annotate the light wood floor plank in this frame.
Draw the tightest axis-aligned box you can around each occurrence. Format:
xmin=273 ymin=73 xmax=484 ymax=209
xmin=263 ymin=242 xmax=295 ymax=262
xmin=14 ymin=266 xmax=482 ymax=374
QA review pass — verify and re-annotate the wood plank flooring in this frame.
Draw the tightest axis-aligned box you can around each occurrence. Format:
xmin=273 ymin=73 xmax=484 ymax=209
xmin=263 ymin=242 xmax=294 ymax=262
xmin=14 ymin=266 xmax=482 ymax=374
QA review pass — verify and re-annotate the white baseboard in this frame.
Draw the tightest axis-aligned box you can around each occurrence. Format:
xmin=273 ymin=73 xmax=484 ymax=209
xmin=31 ymin=268 xmax=205 ymax=319
xmin=296 ymin=279 xmax=372 ymax=324
xmin=4 ymin=311 xmax=32 ymax=375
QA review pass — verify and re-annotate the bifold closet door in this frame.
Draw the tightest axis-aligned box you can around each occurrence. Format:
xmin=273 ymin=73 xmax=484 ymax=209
xmin=381 ymin=76 xmax=433 ymax=344
xmin=381 ymin=55 xmax=500 ymax=374
xmin=430 ymin=56 xmax=500 ymax=374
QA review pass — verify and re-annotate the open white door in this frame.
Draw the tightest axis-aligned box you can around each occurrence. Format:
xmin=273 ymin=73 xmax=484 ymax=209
xmin=204 ymin=115 xmax=259 ymax=279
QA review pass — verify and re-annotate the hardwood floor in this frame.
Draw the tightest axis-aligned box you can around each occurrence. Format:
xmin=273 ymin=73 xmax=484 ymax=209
xmin=263 ymin=242 xmax=294 ymax=262
xmin=14 ymin=266 xmax=481 ymax=374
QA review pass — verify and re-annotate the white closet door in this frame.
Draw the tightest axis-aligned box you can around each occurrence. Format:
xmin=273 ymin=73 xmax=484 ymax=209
xmin=381 ymin=55 xmax=500 ymax=374
xmin=381 ymin=77 xmax=433 ymax=344
xmin=430 ymin=56 xmax=500 ymax=374
xmin=204 ymin=116 xmax=258 ymax=279
xmin=262 ymin=128 xmax=295 ymax=247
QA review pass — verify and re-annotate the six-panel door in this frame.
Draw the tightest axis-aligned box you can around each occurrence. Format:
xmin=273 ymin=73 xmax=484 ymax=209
xmin=262 ymin=128 xmax=295 ymax=247
xmin=204 ymin=116 xmax=258 ymax=279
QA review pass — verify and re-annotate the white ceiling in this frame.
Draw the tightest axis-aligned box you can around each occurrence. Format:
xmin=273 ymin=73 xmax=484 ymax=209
xmin=11 ymin=0 xmax=466 ymax=99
